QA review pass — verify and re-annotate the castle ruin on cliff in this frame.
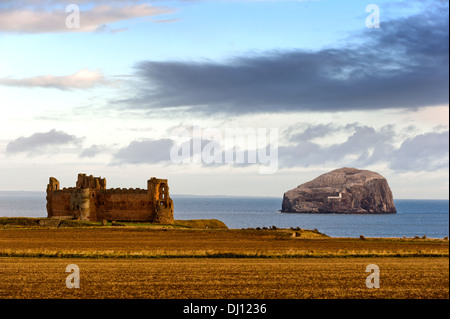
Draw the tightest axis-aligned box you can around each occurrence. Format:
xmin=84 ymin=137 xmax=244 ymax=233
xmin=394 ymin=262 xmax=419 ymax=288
xmin=46 ymin=174 xmax=174 ymax=224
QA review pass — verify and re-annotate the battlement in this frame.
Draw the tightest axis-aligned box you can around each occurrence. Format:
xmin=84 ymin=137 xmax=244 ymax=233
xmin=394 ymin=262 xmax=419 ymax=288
xmin=46 ymin=174 xmax=174 ymax=224
xmin=76 ymin=173 xmax=106 ymax=190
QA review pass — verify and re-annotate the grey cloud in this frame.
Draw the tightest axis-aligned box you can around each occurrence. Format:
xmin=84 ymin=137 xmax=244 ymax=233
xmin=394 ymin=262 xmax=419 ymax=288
xmin=110 ymin=124 xmax=448 ymax=172
xmin=112 ymin=136 xmax=272 ymax=168
xmin=6 ymin=129 xmax=81 ymax=154
xmin=114 ymin=139 xmax=175 ymax=164
xmin=285 ymin=123 xmax=360 ymax=142
xmin=113 ymin=137 xmax=217 ymax=165
xmin=279 ymin=125 xmax=393 ymax=168
xmin=123 ymin=2 xmax=448 ymax=115
xmin=79 ymin=144 xmax=108 ymax=158
xmin=390 ymin=131 xmax=449 ymax=171
xmin=279 ymin=124 xmax=448 ymax=172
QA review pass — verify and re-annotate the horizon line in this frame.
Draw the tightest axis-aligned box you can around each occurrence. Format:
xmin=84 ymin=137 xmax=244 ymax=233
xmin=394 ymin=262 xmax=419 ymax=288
xmin=0 ymin=190 xmax=448 ymax=201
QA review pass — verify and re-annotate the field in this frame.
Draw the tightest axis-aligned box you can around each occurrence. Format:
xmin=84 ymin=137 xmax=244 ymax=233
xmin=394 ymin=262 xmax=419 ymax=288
xmin=0 ymin=219 xmax=448 ymax=299
xmin=1 ymin=257 xmax=448 ymax=299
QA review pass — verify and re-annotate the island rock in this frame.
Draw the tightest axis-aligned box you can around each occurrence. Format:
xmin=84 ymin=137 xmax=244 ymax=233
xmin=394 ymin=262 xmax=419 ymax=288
xmin=281 ymin=167 xmax=397 ymax=214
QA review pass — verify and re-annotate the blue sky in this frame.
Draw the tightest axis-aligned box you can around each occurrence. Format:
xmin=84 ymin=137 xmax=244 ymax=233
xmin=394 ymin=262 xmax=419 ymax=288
xmin=1 ymin=0 xmax=422 ymax=76
xmin=0 ymin=0 xmax=448 ymax=199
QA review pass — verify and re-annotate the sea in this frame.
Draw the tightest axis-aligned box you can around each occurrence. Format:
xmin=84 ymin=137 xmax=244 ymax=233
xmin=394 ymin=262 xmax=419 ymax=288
xmin=0 ymin=191 xmax=448 ymax=238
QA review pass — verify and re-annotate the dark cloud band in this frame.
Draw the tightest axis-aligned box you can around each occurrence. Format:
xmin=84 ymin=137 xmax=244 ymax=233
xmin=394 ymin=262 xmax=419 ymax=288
xmin=123 ymin=3 xmax=448 ymax=115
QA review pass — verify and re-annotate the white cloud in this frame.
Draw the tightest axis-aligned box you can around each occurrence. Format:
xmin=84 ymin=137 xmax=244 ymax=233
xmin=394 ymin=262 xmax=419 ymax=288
xmin=0 ymin=69 xmax=109 ymax=90
xmin=0 ymin=3 xmax=175 ymax=33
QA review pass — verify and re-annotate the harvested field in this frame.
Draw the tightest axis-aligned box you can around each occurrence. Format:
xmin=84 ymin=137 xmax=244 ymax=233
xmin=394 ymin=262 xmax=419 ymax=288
xmin=0 ymin=257 xmax=448 ymax=299
xmin=0 ymin=227 xmax=448 ymax=299
xmin=0 ymin=228 xmax=448 ymax=258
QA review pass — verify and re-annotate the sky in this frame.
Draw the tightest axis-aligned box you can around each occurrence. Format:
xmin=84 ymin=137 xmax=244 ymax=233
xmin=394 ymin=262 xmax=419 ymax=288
xmin=0 ymin=0 xmax=448 ymax=199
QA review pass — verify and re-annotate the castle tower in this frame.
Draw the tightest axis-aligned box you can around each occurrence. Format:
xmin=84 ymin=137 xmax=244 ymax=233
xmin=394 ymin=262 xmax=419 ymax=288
xmin=46 ymin=177 xmax=60 ymax=218
xmin=76 ymin=173 xmax=106 ymax=190
xmin=70 ymin=188 xmax=91 ymax=221
xmin=147 ymin=177 xmax=174 ymax=224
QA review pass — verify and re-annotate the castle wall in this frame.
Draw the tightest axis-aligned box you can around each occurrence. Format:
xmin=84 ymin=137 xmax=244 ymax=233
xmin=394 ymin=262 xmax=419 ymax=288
xmin=95 ymin=190 xmax=154 ymax=222
xmin=48 ymin=190 xmax=74 ymax=219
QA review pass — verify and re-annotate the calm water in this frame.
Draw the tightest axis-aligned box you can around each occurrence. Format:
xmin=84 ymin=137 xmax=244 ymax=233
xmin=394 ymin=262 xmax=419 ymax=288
xmin=0 ymin=192 xmax=448 ymax=238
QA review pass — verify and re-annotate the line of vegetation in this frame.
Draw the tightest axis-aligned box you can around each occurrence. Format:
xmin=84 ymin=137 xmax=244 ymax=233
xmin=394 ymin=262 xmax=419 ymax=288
xmin=0 ymin=249 xmax=447 ymax=259
xmin=0 ymin=217 xmax=228 ymax=230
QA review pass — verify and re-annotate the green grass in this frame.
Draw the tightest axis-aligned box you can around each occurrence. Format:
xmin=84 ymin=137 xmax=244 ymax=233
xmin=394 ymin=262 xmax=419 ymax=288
xmin=173 ymin=219 xmax=228 ymax=229
xmin=0 ymin=217 xmax=228 ymax=230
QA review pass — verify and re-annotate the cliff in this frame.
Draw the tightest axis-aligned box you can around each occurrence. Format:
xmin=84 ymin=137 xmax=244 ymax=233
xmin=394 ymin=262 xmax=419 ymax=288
xmin=281 ymin=168 xmax=397 ymax=214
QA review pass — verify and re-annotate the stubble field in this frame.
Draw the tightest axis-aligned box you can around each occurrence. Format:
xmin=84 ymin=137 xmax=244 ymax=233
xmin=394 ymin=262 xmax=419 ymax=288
xmin=0 ymin=226 xmax=448 ymax=299
xmin=0 ymin=257 xmax=448 ymax=299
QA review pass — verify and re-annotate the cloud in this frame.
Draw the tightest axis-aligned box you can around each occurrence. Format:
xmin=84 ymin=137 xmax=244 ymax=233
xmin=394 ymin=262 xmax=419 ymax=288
xmin=0 ymin=2 xmax=174 ymax=33
xmin=106 ymin=122 xmax=448 ymax=173
xmin=390 ymin=132 xmax=449 ymax=171
xmin=279 ymin=125 xmax=393 ymax=168
xmin=5 ymin=129 xmax=81 ymax=154
xmin=122 ymin=2 xmax=448 ymax=115
xmin=279 ymin=124 xmax=449 ymax=172
xmin=0 ymin=69 xmax=109 ymax=90
xmin=150 ymin=18 xmax=181 ymax=24
xmin=113 ymin=139 xmax=175 ymax=164
xmin=285 ymin=122 xmax=360 ymax=142
xmin=79 ymin=144 xmax=108 ymax=158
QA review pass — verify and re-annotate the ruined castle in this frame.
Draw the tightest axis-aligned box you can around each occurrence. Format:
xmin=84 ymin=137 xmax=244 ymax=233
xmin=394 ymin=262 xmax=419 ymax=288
xmin=46 ymin=174 xmax=174 ymax=224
